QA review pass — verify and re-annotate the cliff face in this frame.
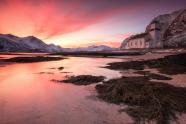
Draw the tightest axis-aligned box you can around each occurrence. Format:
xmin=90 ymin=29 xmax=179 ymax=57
xmin=163 ymin=9 xmax=186 ymax=48
xmin=145 ymin=9 xmax=182 ymax=35
xmin=120 ymin=8 xmax=186 ymax=49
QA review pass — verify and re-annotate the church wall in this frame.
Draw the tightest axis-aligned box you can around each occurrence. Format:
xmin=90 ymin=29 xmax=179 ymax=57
xmin=124 ymin=37 xmax=146 ymax=49
xmin=149 ymin=29 xmax=163 ymax=48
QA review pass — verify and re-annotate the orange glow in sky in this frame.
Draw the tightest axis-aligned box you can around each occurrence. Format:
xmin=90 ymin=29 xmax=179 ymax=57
xmin=0 ymin=0 xmax=185 ymax=47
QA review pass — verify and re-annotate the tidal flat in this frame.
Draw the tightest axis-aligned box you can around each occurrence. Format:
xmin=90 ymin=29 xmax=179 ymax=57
xmin=0 ymin=54 xmax=128 ymax=124
xmin=96 ymin=52 xmax=186 ymax=124
xmin=0 ymin=52 xmax=186 ymax=124
xmin=105 ymin=52 xmax=186 ymax=75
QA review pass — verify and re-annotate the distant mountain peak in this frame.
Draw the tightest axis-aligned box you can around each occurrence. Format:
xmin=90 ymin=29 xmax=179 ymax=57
xmin=0 ymin=34 xmax=118 ymax=52
xmin=0 ymin=34 xmax=63 ymax=52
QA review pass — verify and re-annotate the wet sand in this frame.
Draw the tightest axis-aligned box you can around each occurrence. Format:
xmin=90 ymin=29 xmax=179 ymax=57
xmin=0 ymin=52 xmax=186 ymax=124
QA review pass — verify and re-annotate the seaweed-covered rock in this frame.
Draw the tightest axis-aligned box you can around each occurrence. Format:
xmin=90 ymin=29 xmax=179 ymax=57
xmin=96 ymin=76 xmax=186 ymax=124
xmin=1 ymin=56 xmax=64 ymax=63
xmin=134 ymin=71 xmax=172 ymax=80
xmin=55 ymin=75 xmax=105 ymax=85
xmin=58 ymin=67 xmax=64 ymax=70
xmin=106 ymin=53 xmax=186 ymax=75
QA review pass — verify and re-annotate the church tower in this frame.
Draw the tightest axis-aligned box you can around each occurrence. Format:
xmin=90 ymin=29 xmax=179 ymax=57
xmin=148 ymin=21 xmax=163 ymax=48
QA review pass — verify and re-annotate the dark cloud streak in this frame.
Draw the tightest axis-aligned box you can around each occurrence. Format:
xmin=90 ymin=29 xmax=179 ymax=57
xmin=0 ymin=0 xmax=185 ymax=39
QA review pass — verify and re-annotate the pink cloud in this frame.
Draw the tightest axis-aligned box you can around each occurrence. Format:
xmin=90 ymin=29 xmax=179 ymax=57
xmin=81 ymin=33 xmax=133 ymax=47
xmin=0 ymin=0 xmax=132 ymax=39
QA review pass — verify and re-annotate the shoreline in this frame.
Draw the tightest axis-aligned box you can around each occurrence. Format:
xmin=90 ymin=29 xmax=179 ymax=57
xmin=96 ymin=52 xmax=186 ymax=124
xmin=0 ymin=49 xmax=185 ymax=65
xmin=0 ymin=50 xmax=186 ymax=124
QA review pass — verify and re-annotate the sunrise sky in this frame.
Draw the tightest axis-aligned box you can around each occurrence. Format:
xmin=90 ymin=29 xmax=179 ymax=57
xmin=0 ymin=0 xmax=186 ymax=48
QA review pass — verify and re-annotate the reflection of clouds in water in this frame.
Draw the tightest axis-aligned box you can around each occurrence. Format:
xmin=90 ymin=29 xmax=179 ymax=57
xmin=61 ymin=57 xmax=123 ymax=79
xmin=0 ymin=56 xmax=133 ymax=124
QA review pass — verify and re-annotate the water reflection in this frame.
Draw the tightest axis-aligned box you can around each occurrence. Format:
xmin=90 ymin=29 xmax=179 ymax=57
xmin=60 ymin=57 xmax=123 ymax=79
xmin=0 ymin=56 xmax=132 ymax=124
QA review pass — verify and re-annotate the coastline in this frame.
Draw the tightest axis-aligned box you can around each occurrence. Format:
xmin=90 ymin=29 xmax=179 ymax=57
xmin=0 ymin=49 xmax=186 ymax=124
xmin=96 ymin=52 xmax=186 ymax=124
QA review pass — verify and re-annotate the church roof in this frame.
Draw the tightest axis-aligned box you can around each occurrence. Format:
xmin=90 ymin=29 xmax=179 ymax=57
xmin=129 ymin=33 xmax=147 ymax=40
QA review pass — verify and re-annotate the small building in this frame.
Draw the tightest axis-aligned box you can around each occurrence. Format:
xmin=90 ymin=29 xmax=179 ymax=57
xmin=122 ymin=33 xmax=148 ymax=49
xmin=121 ymin=21 xmax=163 ymax=49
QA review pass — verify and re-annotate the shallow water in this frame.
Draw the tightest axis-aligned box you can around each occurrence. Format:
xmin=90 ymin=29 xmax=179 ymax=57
xmin=0 ymin=55 xmax=133 ymax=124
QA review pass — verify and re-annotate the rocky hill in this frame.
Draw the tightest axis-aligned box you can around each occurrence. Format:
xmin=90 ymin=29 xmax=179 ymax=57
xmin=0 ymin=34 xmax=63 ymax=52
xmin=163 ymin=9 xmax=186 ymax=48
xmin=120 ymin=8 xmax=186 ymax=49
xmin=145 ymin=9 xmax=183 ymax=36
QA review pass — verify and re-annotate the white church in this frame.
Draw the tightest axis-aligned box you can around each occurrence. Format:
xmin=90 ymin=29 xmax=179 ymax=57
xmin=121 ymin=21 xmax=163 ymax=49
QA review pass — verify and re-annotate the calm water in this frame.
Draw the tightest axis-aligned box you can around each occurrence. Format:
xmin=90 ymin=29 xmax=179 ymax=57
xmin=0 ymin=55 xmax=133 ymax=124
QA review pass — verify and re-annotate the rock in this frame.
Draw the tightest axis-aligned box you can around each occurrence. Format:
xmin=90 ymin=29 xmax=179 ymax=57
xmin=105 ymin=53 xmax=186 ymax=75
xmin=58 ymin=67 xmax=64 ymax=70
xmin=120 ymin=8 xmax=186 ymax=49
xmin=96 ymin=76 xmax=186 ymax=124
xmin=54 ymin=75 xmax=105 ymax=85
xmin=163 ymin=9 xmax=186 ymax=48
xmin=1 ymin=56 xmax=64 ymax=63
xmin=145 ymin=9 xmax=183 ymax=36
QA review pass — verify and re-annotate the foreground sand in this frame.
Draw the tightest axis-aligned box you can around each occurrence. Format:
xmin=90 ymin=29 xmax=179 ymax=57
xmin=120 ymin=51 xmax=186 ymax=87
xmin=98 ymin=52 xmax=186 ymax=124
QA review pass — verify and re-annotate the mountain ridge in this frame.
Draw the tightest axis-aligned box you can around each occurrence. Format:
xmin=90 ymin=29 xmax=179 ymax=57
xmin=0 ymin=34 xmax=62 ymax=52
xmin=0 ymin=34 xmax=117 ymax=52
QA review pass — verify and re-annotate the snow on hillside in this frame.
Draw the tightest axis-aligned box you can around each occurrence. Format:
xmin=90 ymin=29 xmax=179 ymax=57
xmin=0 ymin=34 xmax=118 ymax=52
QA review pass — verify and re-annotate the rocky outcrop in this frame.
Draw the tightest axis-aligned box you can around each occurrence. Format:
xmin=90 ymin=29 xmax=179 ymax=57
xmin=145 ymin=9 xmax=183 ymax=35
xmin=120 ymin=8 xmax=186 ymax=49
xmin=163 ymin=9 xmax=186 ymax=48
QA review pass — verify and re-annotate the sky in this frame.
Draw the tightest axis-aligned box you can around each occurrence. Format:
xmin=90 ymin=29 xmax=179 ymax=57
xmin=0 ymin=0 xmax=186 ymax=48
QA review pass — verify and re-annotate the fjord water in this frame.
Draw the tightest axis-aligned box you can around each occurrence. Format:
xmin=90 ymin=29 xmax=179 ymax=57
xmin=0 ymin=55 xmax=132 ymax=124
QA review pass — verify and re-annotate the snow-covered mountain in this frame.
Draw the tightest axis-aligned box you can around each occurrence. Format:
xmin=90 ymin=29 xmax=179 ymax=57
xmin=60 ymin=45 xmax=118 ymax=52
xmin=0 ymin=34 xmax=30 ymax=52
xmin=0 ymin=34 xmax=118 ymax=52
xmin=86 ymin=45 xmax=118 ymax=51
xmin=0 ymin=34 xmax=63 ymax=52
xmin=16 ymin=36 xmax=49 ymax=52
xmin=47 ymin=44 xmax=63 ymax=53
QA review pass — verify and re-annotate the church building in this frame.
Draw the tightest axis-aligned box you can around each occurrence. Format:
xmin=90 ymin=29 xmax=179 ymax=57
xmin=121 ymin=21 xmax=163 ymax=49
